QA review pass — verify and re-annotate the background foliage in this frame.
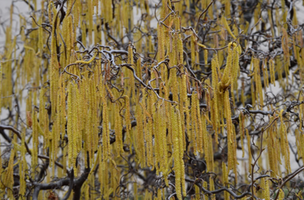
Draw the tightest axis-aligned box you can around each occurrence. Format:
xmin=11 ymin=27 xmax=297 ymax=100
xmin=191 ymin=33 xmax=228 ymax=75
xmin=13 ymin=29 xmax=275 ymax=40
xmin=1 ymin=0 xmax=304 ymax=199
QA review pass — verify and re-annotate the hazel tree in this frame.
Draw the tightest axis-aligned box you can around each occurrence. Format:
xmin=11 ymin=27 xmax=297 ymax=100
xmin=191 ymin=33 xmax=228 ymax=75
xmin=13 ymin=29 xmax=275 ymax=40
xmin=1 ymin=0 xmax=304 ymax=199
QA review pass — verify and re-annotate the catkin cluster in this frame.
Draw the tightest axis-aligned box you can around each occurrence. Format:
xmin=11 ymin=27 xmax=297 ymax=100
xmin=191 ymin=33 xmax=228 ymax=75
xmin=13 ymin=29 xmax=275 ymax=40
xmin=1 ymin=0 xmax=302 ymax=199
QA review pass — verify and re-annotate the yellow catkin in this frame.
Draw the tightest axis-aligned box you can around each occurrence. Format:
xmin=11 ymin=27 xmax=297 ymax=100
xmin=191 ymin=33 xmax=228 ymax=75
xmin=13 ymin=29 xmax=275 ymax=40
xmin=300 ymin=134 xmax=304 ymax=168
xmin=39 ymin=86 xmax=48 ymax=147
xmin=19 ymin=129 xmax=26 ymax=196
xmin=98 ymin=146 xmax=104 ymax=195
xmin=76 ymin=83 xmax=83 ymax=153
xmin=195 ymin=184 xmax=200 ymax=199
xmin=180 ymin=74 xmax=187 ymax=114
xmin=185 ymin=95 xmax=191 ymax=151
xmin=61 ymin=19 xmax=67 ymax=68
xmin=232 ymin=126 xmax=238 ymax=184
xmin=239 ymin=112 xmax=245 ymax=157
xmin=263 ymin=59 xmax=269 ymax=88
xmin=114 ymin=102 xmax=123 ymax=154
xmin=54 ymin=89 xmax=60 ymax=174
xmin=83 ymin=79 xmax=91 ymax=167
xmin=136 ymin=99 xmax=145 ymax=166
xmin=73 ymin=0 xmax=80 ymax=26
xmin=154 ymin=108 xmax=161 ymax=173
xmin=172 ymin=107 xmax=182 ymax=200
xmin=169 ymin=36 xmax=179 ymax=102
xmin=0 ymin=59 xmax=2 ymax=113
xmin=211 ymin=55 xmax=219 ymax=136
xmin=124 ymin=95 xmax=131 ymax=138
xmin=250 ymin=60 xmax=256 ymax=107
xmin=295 ymin=130 xmax=301 ymax=162
xmin=136 ymin=57 xmax=142 ymax=80
xmin=103 ymin=162 xmax=109 ymax=199
xmin=2 ymin=28 xmax=13 ymax=108
xmin=157 ymin=23 xmax=165 ymax=61
xmin=32 ymin=104 xmax=38 ymax=171
xmin=6 ymin=146 xmax=15 ymax=198
xmin=128 ymin=44 xmax=135 ymax=103
xmin=160 ymin=106 xmax=168 ymax=171
xmin=81 ymin=15 xmax=87 ymax=47
xmin=222 ymin=17 xmax=236 ymax=40
xmin=191 ymin=34 xmax=196 ymax=68
xmin=220 ymin=42 xmax=234 ymax=91
xmin=263 ymin=179 xmax=270 ymax=200
xmin=258 ymin=176 xmax=265 ymax=198
xmin=253 ymin=57 xmax=264 ymax=107
xmin=66 ymin=0 xmax=74 ymax=15
xmin=225 ymin=0 xmax=231 ymax=16
xmin=278 ymin=189 xmax=285 ymax=200
xmin=222 ymin=162 xmax=229 ymax=200
xmin=177 ymin=79 xmax=186 ymax=152
xmin=134 ymin=181 xmax=138 ymax=200
xmin=70 ymin=83 xmax=77 ymax=175
xmin=282 ymin=27 xmax=290 ymax=73
xmin=224 ymin=91 xmax=232 ymax=143
xmin=191 ymin=93 xmax=198 ymax=153
xmin=177 ymin=34 xmax=183 ymax=66
xmin=77 ymin=81 xmax=84 ymax=146
xmin=142 ymin=90 xmax=153 ymax=168
xmin=202 ymin=181 xmax=208 ymax=199
xmin=91 ymin=78 xmax=99 ymax=154
xmin=147 ymin=115 xmax=154 ymax=168
xmin=301 ymin=96 xmax=304 ymax=133
xmin=87 ymin=0 xmax=93 ymax=45
xmin=231 ymin=43 xmax=239 ymax=104
xmin=202 ymin=113 xmax=210 ymax=170
xmin=269 ymin=59 xmax=276 ymax=86
xmin=246 ymin=129 xmax=252 ymax=173
xmin=67 ymin=82 xmax=73 ymax=168
xmin=176 ymin=108 xmax=186 ymax=197
xmin=140 ymin=103 xmax=148 ymax=166
xmin=195 ymin=93 xmax=203 ymax=154
xmin=50 ymin=3 xmax=59 ymax=122
xmin=102 ymin=84 xmax=110 ymax=161
xmin=279 ymin=109 xmax=291 ymax=173
xmin=48 ymin=3 xmax=53 ymax=29
xmin=275 ymin=57 xmax=283 ymax=84
xmin=209 ymin=176 xmax=215 ymax=200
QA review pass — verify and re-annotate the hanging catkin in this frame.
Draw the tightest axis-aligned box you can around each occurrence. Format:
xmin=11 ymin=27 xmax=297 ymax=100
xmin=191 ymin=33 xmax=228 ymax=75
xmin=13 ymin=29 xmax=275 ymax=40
xmin=191 ymin=93 xmax=198 ymax=153
xmin=176 ymin=107 xmax=186 ymax=197
xmin=211 ymin=55 xmax=219 ymax=138
xmin=202 ymin=113 xmax=211 ymax=171
xmin=32 ymin=102 xmax=38 ymax=170
xmin=19 ymin=129 xmax=26 ymax=196
xmin=135 ymin=98 xmax=145 ymax=166
xmin=67 ymin=82 xmax=73 ymax=168
xmin=253 ymin=57 xmax=264 ymax=107
xmin=220 ymin=42 xmax=234 ymax=91
xmin=172 ymin=107 xmax=182 ymax=200
xmin=222 ymin=162 xmax=229 ymax=200
xmin=246 ymin=129 xmax=252 ymax=173
xmin=5 ymin=146 xmax=14 ymax=199
xmin=279 ymin=109 xmax=291 ymax=173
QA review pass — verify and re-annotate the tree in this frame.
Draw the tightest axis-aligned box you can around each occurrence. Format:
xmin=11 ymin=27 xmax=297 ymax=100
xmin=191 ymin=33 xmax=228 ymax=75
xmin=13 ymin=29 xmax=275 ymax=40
xmin=0 ymin=0 xmax=304 ymax=199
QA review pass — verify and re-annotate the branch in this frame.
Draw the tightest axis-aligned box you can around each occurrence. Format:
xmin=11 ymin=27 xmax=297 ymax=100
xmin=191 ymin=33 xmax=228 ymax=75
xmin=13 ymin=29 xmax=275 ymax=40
xmin=0 ymin=124 xmax=63 ymax=168
xmin=195 ymin=0 xmax=215 ymax=30
xmin=32 ymin=167 xmax=90 ymax=200
xmin=183 ymin=176 xmax=252 ymax=199
xmin=62 ymin=169 xmax=74 ymax=200
xmin=274 ymin=166 xmax=304 ymax=200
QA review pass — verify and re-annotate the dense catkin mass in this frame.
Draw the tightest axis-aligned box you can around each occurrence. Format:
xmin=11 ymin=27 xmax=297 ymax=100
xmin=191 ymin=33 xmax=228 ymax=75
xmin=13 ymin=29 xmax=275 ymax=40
xmin=1 ymin=0 xmax=304 ymax=199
